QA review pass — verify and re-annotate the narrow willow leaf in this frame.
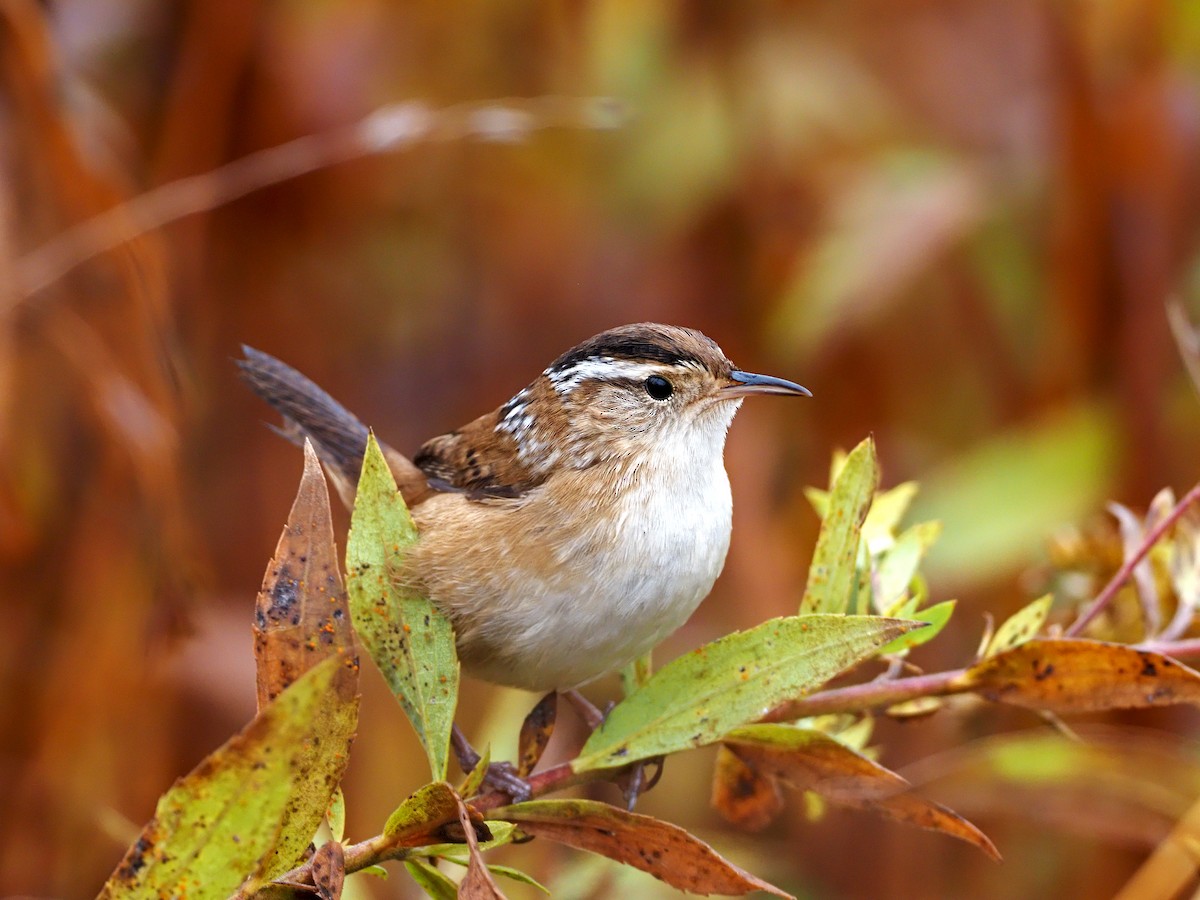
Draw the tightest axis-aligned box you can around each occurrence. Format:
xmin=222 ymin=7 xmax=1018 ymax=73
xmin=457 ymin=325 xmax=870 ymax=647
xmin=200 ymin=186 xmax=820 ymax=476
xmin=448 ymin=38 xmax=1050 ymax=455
xmin=253 ymin=441 xmax=356 ymax=709
xmin=874 ymin=521 xmax=942 ymax=611
xmin=985 ymin=594 xmax=1052 ymax=657
xmin=488 ymin=799 xmax=793 ymax=898
xmin=98 ymin=659 xmax=352 ymax=900
xmin=405 ymin=859 xmax=458 ymax=900
xmin=453 ymin=790 xmax=507 ymax=899
xmin=724 ymin=724 xmax=1000 ymax=860
xmin=801 ymin=438 xmax=880 ymax=614
xmin=347 ymin=433 xmax=459 ymax=779
xmin=459 ymin=742 xmax=492 ymax=800
xmin=487 ymin=865 xmax=550 ymax=894
xmin=574 ymin=615 xmax=919 ymax=771
xmin=877 ymin=600 xmax=956 ymax=655
xmin=956 ymin=639 xmax=1200 ymax=712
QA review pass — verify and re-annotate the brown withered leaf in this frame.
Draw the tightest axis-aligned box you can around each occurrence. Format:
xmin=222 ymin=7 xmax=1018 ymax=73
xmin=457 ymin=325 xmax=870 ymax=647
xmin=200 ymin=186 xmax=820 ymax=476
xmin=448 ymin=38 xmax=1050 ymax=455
xmin=723 ymin=725 xmax=999 ymax=861
xmin=310 ymin=841 xmax=345 ymax=900
xmin=955 ymin=639 xmax=1200 ymax=713
xmin=454 ymin=792 xmax=507 ymax=899
xmin=489 ymin=799 xmax=793 ymax=898
xmin=254 ymin=440 xmax=357 ymax=710
xmin=517 ymin=692 xmax=558 ymax=777
xmin=711 ymin=745 xmax=784 ymax=832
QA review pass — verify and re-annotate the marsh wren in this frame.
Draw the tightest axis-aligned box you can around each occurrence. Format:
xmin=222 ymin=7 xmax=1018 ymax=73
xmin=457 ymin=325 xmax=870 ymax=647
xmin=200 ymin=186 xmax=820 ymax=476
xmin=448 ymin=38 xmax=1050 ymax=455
xmin=240 ymin=323 xmax=809 ymax=693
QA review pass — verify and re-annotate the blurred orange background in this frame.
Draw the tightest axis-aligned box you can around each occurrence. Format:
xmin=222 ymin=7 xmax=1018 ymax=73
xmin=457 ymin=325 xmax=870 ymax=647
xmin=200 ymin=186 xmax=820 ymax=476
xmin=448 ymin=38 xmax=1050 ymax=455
xmin=3 ymin=1 xmax=1200 ymax=897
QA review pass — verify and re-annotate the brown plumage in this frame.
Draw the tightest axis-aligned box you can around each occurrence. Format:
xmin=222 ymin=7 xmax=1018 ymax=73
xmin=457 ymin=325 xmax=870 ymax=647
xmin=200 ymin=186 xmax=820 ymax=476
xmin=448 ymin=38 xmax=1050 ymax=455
xmin=238 ymin=323 xmax=809 ymax=691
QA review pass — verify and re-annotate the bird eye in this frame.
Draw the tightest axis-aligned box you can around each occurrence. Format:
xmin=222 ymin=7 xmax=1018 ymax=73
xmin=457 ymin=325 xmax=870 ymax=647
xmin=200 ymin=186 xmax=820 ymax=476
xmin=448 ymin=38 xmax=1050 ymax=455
xmin=644 ymin=375 xmax=673 ymax=401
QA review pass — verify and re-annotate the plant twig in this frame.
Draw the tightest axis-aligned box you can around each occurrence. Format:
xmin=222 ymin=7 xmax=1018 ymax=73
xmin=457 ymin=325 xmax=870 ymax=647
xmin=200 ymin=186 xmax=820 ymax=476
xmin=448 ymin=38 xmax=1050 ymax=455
xmin=1066 ymin=482 xmax=1200 ymax=638
xmin=14 ymin=96 xmax=625 ymax=302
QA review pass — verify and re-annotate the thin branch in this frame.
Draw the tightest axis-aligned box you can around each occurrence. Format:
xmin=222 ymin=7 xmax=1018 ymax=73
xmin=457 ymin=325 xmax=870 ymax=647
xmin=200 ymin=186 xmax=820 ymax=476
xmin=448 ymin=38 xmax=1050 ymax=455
xmin=760 ymin=668 xmax=971 ymax=722
xmin=14 ymin=96 xmax=626 ymax=302
xmin=1066 ymin=482 xmax=1200 ymax=637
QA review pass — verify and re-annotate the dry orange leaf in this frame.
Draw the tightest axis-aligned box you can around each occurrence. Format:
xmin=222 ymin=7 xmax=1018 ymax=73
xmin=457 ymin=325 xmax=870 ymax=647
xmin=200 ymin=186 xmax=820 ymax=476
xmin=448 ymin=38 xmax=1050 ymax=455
xmin=723 ymin=725 xmax=999 ymax=861
xmin=455 ymin=793 xmax=507 ymax=899
xmin=253 ymin=440 xmax=356 ymax=710
xmin=956 ymin=639 xmax=1200 ymax=713
xmin=490 ymin=799 xmax=793 ymax=898
xmin=711 ymin=745 xmax=785 ymax=832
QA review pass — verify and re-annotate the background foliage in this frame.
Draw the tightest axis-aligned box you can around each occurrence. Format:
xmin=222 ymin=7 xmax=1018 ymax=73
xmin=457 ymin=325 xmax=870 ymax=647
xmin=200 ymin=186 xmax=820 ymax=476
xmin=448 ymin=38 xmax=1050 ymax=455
xmin=3 ymin=1 xmax=1200 ymax=896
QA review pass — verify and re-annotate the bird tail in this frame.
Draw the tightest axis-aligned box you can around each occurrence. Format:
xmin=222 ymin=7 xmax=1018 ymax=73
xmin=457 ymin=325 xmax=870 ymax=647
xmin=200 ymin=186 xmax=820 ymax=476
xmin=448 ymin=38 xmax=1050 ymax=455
xmin=237 ymin=346 xmax=431 ymax=508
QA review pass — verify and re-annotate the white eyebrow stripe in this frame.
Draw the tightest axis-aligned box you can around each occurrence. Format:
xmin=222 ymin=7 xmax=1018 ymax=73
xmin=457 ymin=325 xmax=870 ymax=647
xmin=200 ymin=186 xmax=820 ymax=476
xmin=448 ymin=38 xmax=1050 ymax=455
xmin=545 ymin=357 xmax=683 ymax=393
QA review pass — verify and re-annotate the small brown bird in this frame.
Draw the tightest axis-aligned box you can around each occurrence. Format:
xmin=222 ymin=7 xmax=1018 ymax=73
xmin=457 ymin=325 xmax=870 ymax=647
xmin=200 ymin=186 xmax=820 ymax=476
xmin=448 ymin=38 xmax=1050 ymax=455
xmin=239 ymin=323 xmax=809 ymax=694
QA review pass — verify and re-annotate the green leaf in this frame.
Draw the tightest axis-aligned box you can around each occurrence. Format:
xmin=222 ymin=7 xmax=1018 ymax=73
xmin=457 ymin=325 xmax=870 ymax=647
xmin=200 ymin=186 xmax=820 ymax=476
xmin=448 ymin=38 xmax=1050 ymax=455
xmin=405 ymin=859 xmax=458 ymax=900
xmin=873 ymin=521 xmax=942 ymax=611
xmin=347 ymin=433 xmax=459 ymax=779
xmin=801 ymin=438 xmax=880 ymax=614
xmin=910 ymin=403 xmax=1116 ymax=581
xmin=985 ymin=594 xmax=1053 ymax=657
xmin=98 ymin=658 xmax=356 ymax=900
xmin=487 ymin=864 xmax=550 ymax=893
xmin=327 ymin=787 xmax=346 ymax=844
xmin=573 ymin=614 xmax=920 ymax=771
xmin=458 ymin=742 xmax=491 ymax=800
xmin=877 ymin=600 xmax=956 ymax=655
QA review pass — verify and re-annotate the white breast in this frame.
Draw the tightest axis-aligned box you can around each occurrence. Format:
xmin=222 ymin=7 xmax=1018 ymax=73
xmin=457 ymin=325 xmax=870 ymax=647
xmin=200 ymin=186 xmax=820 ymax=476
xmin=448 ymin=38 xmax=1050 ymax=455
xmin=428 ymin=407 xmax=738 ymax=692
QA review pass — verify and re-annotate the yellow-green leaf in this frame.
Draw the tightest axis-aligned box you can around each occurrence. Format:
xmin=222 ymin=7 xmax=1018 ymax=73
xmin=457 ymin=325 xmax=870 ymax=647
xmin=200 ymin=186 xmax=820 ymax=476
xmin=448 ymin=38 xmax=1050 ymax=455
xmin=985 ymin=594 xmax=1053 ymax=657
xmin=98 ymin=659 xmax=355 ymax=900
xmin=874 ymin=521 xmax=942 ymax=611
xmin=877 ymin=600 xmax=956 ymax=655
xmin=383 ymin=781 xmax=461 ymax=844
xmin=861 ymin=481 xmax=919 ymax=554
xmin=347 ymin=433 xmax=459 ymax=779
xmin=573 ymin=615 xmax=921 ymax=771
xmin=801 ymin=438 xmax=880 ymax=614
xmin=405 ymin=859 xmax=458 ymax=900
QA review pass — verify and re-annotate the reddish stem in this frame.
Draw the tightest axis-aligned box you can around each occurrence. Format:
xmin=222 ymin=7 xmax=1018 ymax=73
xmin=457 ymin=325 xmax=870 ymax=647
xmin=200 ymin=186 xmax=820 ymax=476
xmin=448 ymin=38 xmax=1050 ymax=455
xmin=1066 ymin=482 xmax=1200 ymax=638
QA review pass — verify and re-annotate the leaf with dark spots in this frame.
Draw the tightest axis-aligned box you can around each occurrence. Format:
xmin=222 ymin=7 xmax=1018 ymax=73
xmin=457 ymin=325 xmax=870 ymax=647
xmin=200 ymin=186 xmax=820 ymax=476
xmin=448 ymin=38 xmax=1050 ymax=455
xmin=517 ymin=692 xmax=558 ymax=777
xmin=954 ymin=639 xmax=1200 ymax=712
xmin=254 ymin=440 xmax=357 ymax=710
xmin=711 ymin=745 xmax=784 ymax=832
xmin=384 ymin=782 xmax=462 ymax=846
xmin=574 ymin=615 xmax=921 ymax=772
xmin=97 ymin=659 xmax=354 ymax=900
xmin=723 ymin=724 xmax=999 ymax=861
xmin=309 ymin=840 xmax=345 ymax=900
xmin=487 ymin=799 xmax=793 ymax=898
xmin=347 ymin=434 xmax=459 ymax=780
xmin=800 ymin=437 xmax=879 ymax=615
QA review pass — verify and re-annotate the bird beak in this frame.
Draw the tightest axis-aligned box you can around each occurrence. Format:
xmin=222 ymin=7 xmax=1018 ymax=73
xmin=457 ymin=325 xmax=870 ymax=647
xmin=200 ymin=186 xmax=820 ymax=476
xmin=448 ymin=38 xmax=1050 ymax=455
xmin=722 ymin=370 xmax=812 ymax=399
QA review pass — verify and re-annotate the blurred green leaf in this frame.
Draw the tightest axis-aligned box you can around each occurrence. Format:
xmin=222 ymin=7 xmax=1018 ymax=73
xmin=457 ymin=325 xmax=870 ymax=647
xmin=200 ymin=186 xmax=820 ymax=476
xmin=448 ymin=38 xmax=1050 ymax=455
xmin=862 ymin=481 xmax=919 ymax=554
xmin=327 ymin=787 xmax=346 ymax=844
xmin=911 ymin=404 xmax=1117 ymax=582
xmin=347 ymin=433 xmax=459 ymax=779
xmin=801 ymin=437 xmax=879 ymax=614
xmin=874 ymin=521 xmax=942 ymax=611
xmin=986 ymin=594 xmax=1053 ymax=657
xmin=573 ymin=614 xmax=920 ymax=771
xmin=98 ymin=658 xmax=354 ymax=900
xmin=405 ymin=859 xmax=458 ymax=900
xmin=458 ymin=742 xmax=491 ymax=800
xmin=485 ymin=864 xmax=550 ymax=894
xmin=877 ymin=600 xmax=956 ymax=655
